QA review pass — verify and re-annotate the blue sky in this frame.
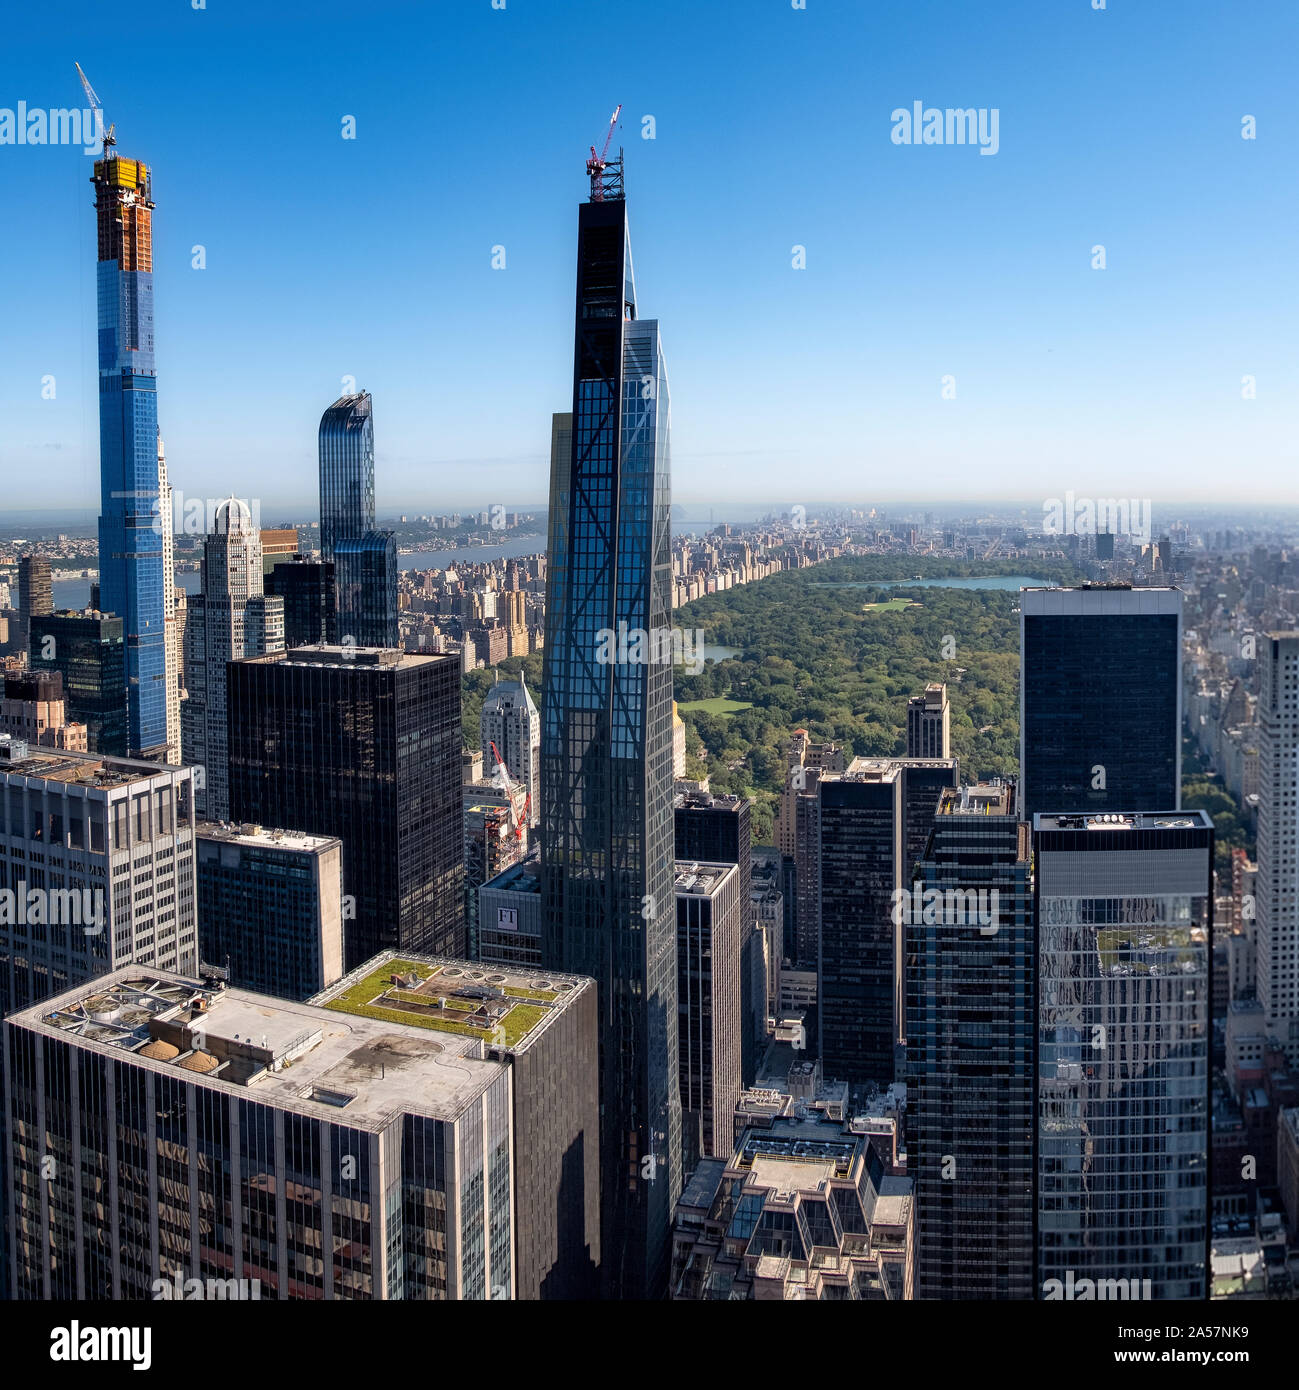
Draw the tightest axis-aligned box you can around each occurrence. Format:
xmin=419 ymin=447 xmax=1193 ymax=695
xmin=2 ymin=0 xmax=1296 ymax=516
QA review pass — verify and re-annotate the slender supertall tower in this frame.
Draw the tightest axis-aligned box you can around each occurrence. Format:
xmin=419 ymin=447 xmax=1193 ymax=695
xmin=541 ymin=142 xmax=681 ymax=1298
xmin=92 ymin=124 xmax=169 ymax=758
xmin=318 ymin=392 xmax=375 ymax=560
xmin=158 ymin=435 xmax=181 ymax=763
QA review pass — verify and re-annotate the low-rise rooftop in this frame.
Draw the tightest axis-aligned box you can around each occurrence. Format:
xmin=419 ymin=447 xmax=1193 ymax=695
xmin=310 ymin=950 xmax=590 ymax=1054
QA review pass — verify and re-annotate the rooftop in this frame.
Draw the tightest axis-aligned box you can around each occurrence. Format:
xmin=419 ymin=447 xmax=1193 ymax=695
xmin=1034 ymin=809 xmax=1214 ymax=833
xmin=197 ymin=821 xmax=340 ymax=854
xmin=937 ymin=780 xmax=1015 ymax=816
xmin=310 ymin=951 xmax=591 ymax=1054
xmin=674 ymin=861 xmax=737 ymax=897
xmin=14 ymin=969 xmax=503 ymax=1129
xmin=0 ymin=739 xmax=184 ymax=789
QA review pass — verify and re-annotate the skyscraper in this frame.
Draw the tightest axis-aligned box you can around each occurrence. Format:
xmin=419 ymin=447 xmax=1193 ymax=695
xmin=1255 ymin=634 xmax=1299 ymax=1064
xmin=481 ymin=672 xmax=541 ymax=828
xmin=157 ymin=436 xmax=181 ymax=764
xmin=1034 ymin=810 xmax=1212 ymax=1301
xmin=227 ymin=646 xmax=463 ymax=967
xmin=905 ymin=781 xmax=1034 ymax=1299
xmin=92 ymin=146 xmax=168 ymax=758
xmin=334 ymin=531 xmax=398 ymax=648
xmin=540 ymin=155 xmax=682 ymax=1298
xmin=264 ymin=555 xmax=336 ymax=647
xmin=29 ymin=610 xmax=127 ymax=756
xmin=181 ymin=500 xmax=285 ymax=820
xmin=675 ymin=861 xmax=742 ymax=1163
xmin=817 ymin=757 xmax=957 ymax=1084
xmin=906 ymin=682 xmax=950 ymax=760
xmin=1019 ymin=585 xmax=1182 ymax=820
xmin=318 ymin=392 xmax=375 ymax=561
xmin=16 ymin=556 xmax=52 ymax=652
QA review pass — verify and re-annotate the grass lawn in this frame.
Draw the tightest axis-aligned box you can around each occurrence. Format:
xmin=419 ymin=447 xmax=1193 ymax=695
xmin=677 ymin=696 xmax=754 ymax=717
xmin=862 ymin=598 xmax=920 ymax=613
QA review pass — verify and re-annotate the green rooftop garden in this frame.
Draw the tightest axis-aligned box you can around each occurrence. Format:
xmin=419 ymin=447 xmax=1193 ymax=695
xmin=323 ymin=959 xmax=551 ymax=1049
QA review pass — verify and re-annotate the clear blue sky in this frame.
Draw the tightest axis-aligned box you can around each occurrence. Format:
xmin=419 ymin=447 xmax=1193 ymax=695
xmin=3 ymin=0 xmax=1296 ymax=516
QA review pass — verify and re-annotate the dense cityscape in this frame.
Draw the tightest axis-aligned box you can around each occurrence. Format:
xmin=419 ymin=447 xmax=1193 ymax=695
xmin=3 ymin=1 xmax=1296 ymax=1373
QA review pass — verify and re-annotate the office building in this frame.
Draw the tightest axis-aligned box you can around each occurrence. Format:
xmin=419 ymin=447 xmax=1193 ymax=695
xmin=676 ymin=861 xmax=742 ymax=1162
xmin=196 ymin=822 xmax=344 ymax=1001
xmin=906 ymin=682 xmax=950 ymax=760
xmin=481 ymin=672 xmax=540 ymax=828
xmin=478 ymin=852 xmax=543 ymax=968
xmin=264 ymin=555 xmax=336 ymax=647
xmin=818 ymin=757 xmax=957 ymax=1084
xmin=905 ymin=781 xmax=1034 ymax=1299
xmin=29 ymin=611 xmax=127 ymax=756
xmin=318 ymin=392 xmax=374 ymax=561
xmin=334 ymin=531 xmax=398 ymax=649
xmin=1020 ymin=585 xmax=1182 ymax=819
xmin=5 ymin=968 xmax=514 ymax=1300
xmin=0 ymin=739 xmax=198 ymax=1019
xmin=540 ymin=158 xmax=682 ymax=1298
xmin=91 ymin=147 xmax=168 ymax=758
xmin=227 ymin=646 xmax=463 ymax=968
xmin=670 ymin=1116 xmax=914 ymax=1301
xmin=1034 ymin=810 xmax=1212 ymax=1301
xmin=16 ymin=556 xmax=51 ymax=652
xmin=182 ymin=500 xmax=285 ymax=820
xmin=259 ymin=528 xmax=299 ymax=575
xmin=674 ymin=787 xmax=760 ymax=1085
xmin=1255 ymin=634 xmax=1299 ymax=1065
xmin=464 ymin=800 xmax=527 ymax=958
xmin=0 ymin=672 xmax=87 ymax=752
xmin=314 ymin=950 xmax=601 ymax=1299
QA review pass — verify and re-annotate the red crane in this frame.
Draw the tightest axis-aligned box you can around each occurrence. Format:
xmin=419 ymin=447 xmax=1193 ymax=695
xmin=586 ymin=104 xmax=622 ymax=200
xmin=488 ymin=741 xmax=530 ymax=840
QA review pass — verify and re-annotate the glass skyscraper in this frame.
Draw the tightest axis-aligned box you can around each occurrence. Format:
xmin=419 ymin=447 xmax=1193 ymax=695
xmin=905 ymin=781 xmax=1034 ymax=1299
xmin=334 ymin=531 xmax=398 ymax=647
xmin=1034 ymin=810 xmax=1212 ymax=1300
xmin=92 ymin=151 xmax=168 ymax=757
xmin=541 ymin=166 xmax=682 ymax=1299
xmin=318 ymin=392 xmax=375 ymax=561
xmin=1019 ymin=585 xmax=1182 ymax=820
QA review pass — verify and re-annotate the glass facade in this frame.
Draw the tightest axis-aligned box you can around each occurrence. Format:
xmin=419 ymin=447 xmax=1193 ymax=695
xmin=265 ymin=558 xmax=337 ymax=647
xmin=318 ymin=393 xmax=375 ymax=561
xmin=904 ymin=792 xmax=1035 ymax=1298
xmin=541 ymin=191 xmax=682 ymax=1298
xmin=92 ymin=154 xmax=168 ymax=758
xmin=29 ymin=612 xmax=127 ymax=756
xmin=334 ymin=531 xmax=398 ymax=648
xmin=1020 ymin=589 xmax=1182 ymax=819
xmin=227 ymin=650 xmax=464 ymax=968
xmin=1034 ymin=814 xmax=1212 ymax=1300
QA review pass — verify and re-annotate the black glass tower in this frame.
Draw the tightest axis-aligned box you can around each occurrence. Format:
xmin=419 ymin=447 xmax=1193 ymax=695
xmin=29 ymin=610 xmax=127 ymax=756
xmin=318 ymin=392 xmax=374 ymax=561
xmin=264 ymin=555 xmax=337 ymax=647
xmin=540 ymin=154 xmax=682 ymax=1299
xmin=904 ymin=781 xmax=1034 ymax=1298
xmin=335 ymin=531 xmax=398 ymax=648
xmin=1019 ymin=585 xmax=1182 ymax=820
xmin=227 ymin=646 xmax=464 ymax=968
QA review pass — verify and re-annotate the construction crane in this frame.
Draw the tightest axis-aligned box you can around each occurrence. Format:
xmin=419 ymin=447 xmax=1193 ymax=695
xmin=585 ymin=103 xmax=622 ymax=200
xmin=75 ymin=61 xmax=115 ymax=152
xmin=488 ymin=741 xmax=530 ymax=840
